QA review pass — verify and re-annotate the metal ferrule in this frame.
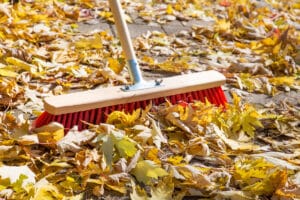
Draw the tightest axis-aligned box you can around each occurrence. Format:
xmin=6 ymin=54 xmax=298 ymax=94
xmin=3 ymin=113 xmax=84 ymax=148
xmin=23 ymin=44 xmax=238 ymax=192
xmin=121 ymin=59 xmax=162 ymax=91
xmin=128 ymin=59 xmax=144 ymax=84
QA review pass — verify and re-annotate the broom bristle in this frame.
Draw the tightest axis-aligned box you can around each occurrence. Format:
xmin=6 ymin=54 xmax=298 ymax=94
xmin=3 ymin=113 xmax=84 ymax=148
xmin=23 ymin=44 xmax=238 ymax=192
xmin=34 ymin=87 xmax=226 ymax=131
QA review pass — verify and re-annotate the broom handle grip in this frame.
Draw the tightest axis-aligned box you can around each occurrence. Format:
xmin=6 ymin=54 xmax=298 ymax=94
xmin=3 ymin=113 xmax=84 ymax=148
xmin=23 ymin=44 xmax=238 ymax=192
xmin=109 ymin=0 xmax=144 ymax=83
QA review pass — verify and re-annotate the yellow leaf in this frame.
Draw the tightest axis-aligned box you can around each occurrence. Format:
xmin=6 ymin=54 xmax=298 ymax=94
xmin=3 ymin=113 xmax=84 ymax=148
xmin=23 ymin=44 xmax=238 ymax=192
xmin=106 ymin=109 xmax=141 ymax=128
xmin=37 ymin=128 xmax=64 ymax=148
xmin=131 ymin=160 xmax=168 ymax=184
xmin=168 ymin=139 xmax=185 ymax=154
xmin=107 ymin=57 xmax=124 ymax=74
xmin=292 ymin=3 xmax=300 ymax=9
xmin=262 ymin=37 xmax=277 ymax=46
xmin=5 ymin=57 xmax=35 ymax=73
xmin=33 ymin=182 xmax=64 ymax=200
xmin=217 ymin=92 xmax=263 ymax=138
xmin=167 ymin=156 xmax=184 ymax=165
xmin=130 ymin=180 xmax=148 ymax=200
xmin=59 ymin=176 xmax=82 ymax=193
xmin=241 ymin=105 xmax=264 ymax=137
xmin=216 ymin=19 xmax=231 ymax=32
xmin=273 ymin=42 xmax=281 ymax=55
xmin=186 ymin=137 xmax=210 ymax=156
xmin=150 ymin=176 xmax=174 ymax=200
xmin=146 ymin=148 xmax=161 ymax=164
xmin=105 ymin=182 xmax=127 ymax=194
xmin=157 ymin=57 xmax=192 ymax=73
xmin=99 ymin=11 xmax=114 ymax=23
xmin=234 ymin=157 xmax=287 ymax=196
xmin=0 ymin=68 xmax=18 ymax=77
xmin=174 ymin=3 xmax=183 ymax=11
xmin=115 ymin=137 xmax=137 ymax=158
xmin=243 ymin=170 xmax=287 ymax=196
xmin=142 ymin=56 xmax=155 ymax=65
xmin=75 ymin=34 xmax=103 ymax=49
xmin=176 ymin=165 xmax=211 ymax=188
xmin=214 ymin=124 xmax=260 ymax=151
xmin=166 ymin=4 xmax=174 ymax=15
xmin=269 ymin=76 xmax=295 ymax=86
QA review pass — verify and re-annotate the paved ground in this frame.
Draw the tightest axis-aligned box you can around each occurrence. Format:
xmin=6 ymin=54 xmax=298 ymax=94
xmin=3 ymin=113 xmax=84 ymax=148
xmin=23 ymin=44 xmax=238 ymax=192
xmin=77 ymin=10 xmax=300 ymax=107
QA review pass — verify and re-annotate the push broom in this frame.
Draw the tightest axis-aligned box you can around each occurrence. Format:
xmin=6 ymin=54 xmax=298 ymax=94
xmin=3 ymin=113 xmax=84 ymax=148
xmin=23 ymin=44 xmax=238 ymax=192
xmin=33 ymin=0 xmax=227 ymax=131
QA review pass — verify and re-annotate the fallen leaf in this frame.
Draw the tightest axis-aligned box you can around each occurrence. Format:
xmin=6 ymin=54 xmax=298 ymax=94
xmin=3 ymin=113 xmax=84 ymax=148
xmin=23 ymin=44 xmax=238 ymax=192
xmin=131 ymin=160 xmax=168 ymax=184
xmin=57 ymin=127 xmax=96 ymax=153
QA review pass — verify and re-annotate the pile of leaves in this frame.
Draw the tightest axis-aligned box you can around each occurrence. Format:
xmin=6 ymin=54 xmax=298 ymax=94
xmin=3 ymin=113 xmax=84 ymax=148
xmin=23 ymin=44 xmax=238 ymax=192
xmin=0 ymin=0 xmax=299 ymax=199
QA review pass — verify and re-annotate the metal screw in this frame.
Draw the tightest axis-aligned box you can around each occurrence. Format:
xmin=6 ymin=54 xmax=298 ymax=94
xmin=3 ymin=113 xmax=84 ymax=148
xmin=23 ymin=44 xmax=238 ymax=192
xmin=155 ymin=79 xmax=163 ymax=86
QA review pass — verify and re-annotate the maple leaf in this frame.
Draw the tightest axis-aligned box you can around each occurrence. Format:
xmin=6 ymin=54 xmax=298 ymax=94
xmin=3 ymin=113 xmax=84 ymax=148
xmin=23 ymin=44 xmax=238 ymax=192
xmin=106 ymin=109 xmax=142 ymax=128
xmin=130 ymin=180 xmax=148 ymax=200
xmin=32 ymin=178 xmax=64 ymax=200
xmin=107 ymin=57 xmax=125 ymax=74
xmin=131 ymin=160 xmax=168 ymax=185
xmin=37 ymin=128 xmax=64 ymax=149
xmin=115 ymin=137 xmax=138 ymax=158
xmin=57 ymin=127 xmax=96 ymax=153
xmin=150 ymin=176 xmax=174 ymax=200
xmin=233 ymin=157 xmax=288 ymax=196
xmin=130 ymin=176 xmax=174 ymax=200
xmin=240 ymin=104 xmax=264 ymax=137
xmin=100 ymin=126 xmax=138 ymax=168
xmin=216 ymin=93 xmax=263 ymax=138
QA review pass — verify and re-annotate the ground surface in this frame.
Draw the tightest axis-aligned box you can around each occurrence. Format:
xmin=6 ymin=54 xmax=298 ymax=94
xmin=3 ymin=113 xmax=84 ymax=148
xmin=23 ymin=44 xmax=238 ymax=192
xmin=0 ymin=1 xmax=299 ymax=200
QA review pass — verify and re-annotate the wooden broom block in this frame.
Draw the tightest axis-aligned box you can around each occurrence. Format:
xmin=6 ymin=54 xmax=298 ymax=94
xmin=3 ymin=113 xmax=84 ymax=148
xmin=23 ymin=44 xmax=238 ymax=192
xmin=44 ymin=70 xmax=226 ymax=115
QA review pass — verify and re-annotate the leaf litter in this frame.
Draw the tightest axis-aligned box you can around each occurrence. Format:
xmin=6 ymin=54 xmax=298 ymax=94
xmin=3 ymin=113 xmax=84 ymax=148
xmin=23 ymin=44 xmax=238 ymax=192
xmin=0 ymin=0 xmax=299 ymax=199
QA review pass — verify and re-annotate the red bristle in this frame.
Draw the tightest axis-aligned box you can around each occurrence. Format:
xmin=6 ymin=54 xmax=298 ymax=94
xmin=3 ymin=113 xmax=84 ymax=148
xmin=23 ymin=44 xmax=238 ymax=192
xmin=170 ymin=95 xmax=176 ymax=104
xmin=73 ymin=112 xmax=79 ymax=128
xmin=104 ymin=106 xmax=109 ymax=119
xmin=181 ymin=93 xmax=186 ymax=101
xmin=81 ymin=111 xmax=89 ymax=130
xmin=110 ymin=105 xmax=115 ymax=113
xmin=55 ymin=114 xmax=61 ymax=124
xmin=153 ymin=98 xmax=158 ymax=105
xmin=202 ymin=89 xmax=209 ymax=102
xmin=219 ymin=88 xmax=227 ymax=106
xmin=213 ymin=88 xmax=221 ymax=105
xmin=136 ymin=101 xmax=140 ymax=110
xmin=117 ymin=104 xmax=122 ymax=111
xmin=142 ymin=100 xmax=147 ymax=108
xmin=191 ymin=90 xmax=198 ymax=100
xmin=198 ymin=90 xmax=205 ymax=102
xmin=89 ymin=109 xmax=96 ymax=125
xmin=61 ymin=114 xmax=67 ymax=128
xmin=175 ymin=94 xmax=181 ymax=102
xmin=208 ymin=89 xmax=217 ymax=104
xmin=130 ymin=102 xmax=135 ymax=112
xmin=188 ymin=92 xmax=193 ymax=102
xmin=65 ymin=113 xmax=72 ymax=129
xmin=95 ymin=108 xmax=102 ymax=124
xmin=124 ymin=103 xmax=129 ymax=113
xmin=214 ymin=88 xmax=221 ymax=104
xmin=78 ymin=111 xmax=84 ymax=130
xmin=33 ymin=111 xmax=47 ymax=128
